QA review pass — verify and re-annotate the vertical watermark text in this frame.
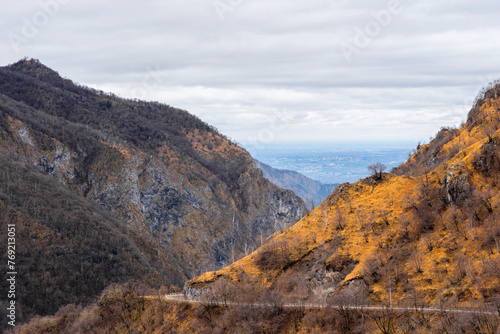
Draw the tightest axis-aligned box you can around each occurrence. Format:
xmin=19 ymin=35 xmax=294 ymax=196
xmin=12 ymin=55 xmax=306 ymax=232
xmin=6 ymin=224 xmax=17 ymax=327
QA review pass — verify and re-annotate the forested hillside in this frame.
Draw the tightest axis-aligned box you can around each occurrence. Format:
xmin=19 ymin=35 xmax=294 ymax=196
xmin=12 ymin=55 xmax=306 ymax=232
xmin=0 ymin=58 xmax=306 ymax=330
xmin=0 ymin=157 xmax=164 ymax=328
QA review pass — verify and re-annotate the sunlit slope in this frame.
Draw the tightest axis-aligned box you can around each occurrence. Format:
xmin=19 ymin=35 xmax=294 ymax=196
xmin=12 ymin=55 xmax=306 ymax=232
xmin=188 ymin=84 xmax=500 ymax=307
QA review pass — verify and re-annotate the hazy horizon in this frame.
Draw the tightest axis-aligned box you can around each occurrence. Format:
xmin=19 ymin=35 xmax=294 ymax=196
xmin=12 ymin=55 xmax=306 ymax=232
xmin=245 ymin=140 xmax=413 ymax=184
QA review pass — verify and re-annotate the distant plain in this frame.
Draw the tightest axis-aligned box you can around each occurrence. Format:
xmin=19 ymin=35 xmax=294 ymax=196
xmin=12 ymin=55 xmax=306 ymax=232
xmin=246 ymin=141 xmax=415 ymax=184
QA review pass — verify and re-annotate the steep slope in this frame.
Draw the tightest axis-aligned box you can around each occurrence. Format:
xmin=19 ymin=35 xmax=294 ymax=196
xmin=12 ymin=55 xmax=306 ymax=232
xmin=188 ymin=83 xmax=500 ymax=311
xmin=255 ymin=160 xmax=338 ymax=209
xmin=0 ymin=59 xmax=306 ymax=286
xmin=0 ymin=155 xmax=163 ymax=328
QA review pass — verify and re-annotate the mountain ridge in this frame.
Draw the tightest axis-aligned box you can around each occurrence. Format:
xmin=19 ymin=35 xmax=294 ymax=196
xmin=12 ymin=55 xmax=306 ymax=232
xmin=0 ymin=58 xmax=307 ymax=328
xmin=254 ymin=159 xmax=338 ymax=209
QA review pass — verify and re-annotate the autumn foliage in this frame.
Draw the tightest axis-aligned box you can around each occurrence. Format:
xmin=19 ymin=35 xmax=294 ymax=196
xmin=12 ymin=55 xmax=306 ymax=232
xmin=187 ymin=82 xmax=500 ymax=331
xmin=5 ymin=62 xmax=500 ymax=332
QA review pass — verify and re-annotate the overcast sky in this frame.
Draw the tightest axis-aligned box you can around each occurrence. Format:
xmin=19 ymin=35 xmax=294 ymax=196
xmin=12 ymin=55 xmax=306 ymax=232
xmin=2 ymin=0 xmax=500 ymax=149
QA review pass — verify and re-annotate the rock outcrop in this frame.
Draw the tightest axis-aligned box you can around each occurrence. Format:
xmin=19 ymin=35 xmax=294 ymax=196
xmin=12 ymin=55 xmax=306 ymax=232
xmin=439 ymin=162 xmax=471 ymax=205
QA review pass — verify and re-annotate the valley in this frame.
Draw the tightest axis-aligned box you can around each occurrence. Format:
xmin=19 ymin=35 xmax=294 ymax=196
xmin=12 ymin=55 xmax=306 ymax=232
xmin=2 ymin=59 xmax=499 ymax=333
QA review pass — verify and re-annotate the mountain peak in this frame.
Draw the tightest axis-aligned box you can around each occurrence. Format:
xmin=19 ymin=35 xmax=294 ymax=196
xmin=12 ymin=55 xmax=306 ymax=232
xmin=9 ymin=57 xmax=55 ymax=73
xmin=6 ymin=58 xmax=66 ymax=87
xmin=467 ymin=80 xmax=500 ymax=127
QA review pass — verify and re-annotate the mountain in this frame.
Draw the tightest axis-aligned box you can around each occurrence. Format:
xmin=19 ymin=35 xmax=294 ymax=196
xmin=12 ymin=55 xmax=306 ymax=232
xmin=14 ymin=83 xmax=500 ymax=333
xmin=0 ymin=59 xmax=306 ymax=325
xmin=187 ymin=83 xmax=500 ymax=315
xmin=254 ymin=160 xmax=338 ymax=209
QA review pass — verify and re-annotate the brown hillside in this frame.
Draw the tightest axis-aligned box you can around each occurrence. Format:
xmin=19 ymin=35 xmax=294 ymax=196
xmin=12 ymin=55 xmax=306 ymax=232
xmin=187 ymin=83 xmax=500 ymax=310
xmin=0 ymin=59 xmax=307 ymax=328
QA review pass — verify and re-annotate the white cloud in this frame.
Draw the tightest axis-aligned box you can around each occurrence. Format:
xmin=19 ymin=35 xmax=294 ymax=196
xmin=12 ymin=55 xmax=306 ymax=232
xmin=2 ymin=0 xmax=500 ymax=145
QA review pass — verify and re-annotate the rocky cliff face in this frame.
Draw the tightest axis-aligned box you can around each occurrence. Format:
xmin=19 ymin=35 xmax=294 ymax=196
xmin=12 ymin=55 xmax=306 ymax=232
xmin=0 ymin=156 xmax=163 ymax=326
xmin=0 ymin=59 xmax=307 ymax=286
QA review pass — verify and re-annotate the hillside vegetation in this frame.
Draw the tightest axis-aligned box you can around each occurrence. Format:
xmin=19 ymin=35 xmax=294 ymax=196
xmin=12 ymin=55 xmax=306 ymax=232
xmin=11 ymin=82 xmax=500 ymax=334
xmin=0 ymin=59 xmax=306 ymax=330
xmin=184 ymin=83 xmax=500 ymax=331
xmin=0 ymin=157 xmax=163 ymax=328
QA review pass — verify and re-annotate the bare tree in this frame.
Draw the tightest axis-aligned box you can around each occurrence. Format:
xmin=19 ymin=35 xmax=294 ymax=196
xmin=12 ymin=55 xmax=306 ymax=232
xmin=368 ymin=162 xmax=387 ymax=181
xmin=211 ymin=277 xmax=237 ymax=306
xmin=261 ymin=288 xmax=285 ymax=316
xmin=334 ymin=207 xmax=345 ymax=230
xmin=328 ymin=289 xmax=359 ymax=333
xmin=254 ymin=239 xmax=290 ymax=271
xmin=410 ymin=249 xmax=424 ymax=274
xmin=370 ymin=307 xmax=399 ymax=334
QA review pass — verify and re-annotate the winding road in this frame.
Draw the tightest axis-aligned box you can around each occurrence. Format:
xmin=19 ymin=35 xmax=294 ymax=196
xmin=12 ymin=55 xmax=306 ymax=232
xmin=158 ymin=294 xmax=499 ymax=316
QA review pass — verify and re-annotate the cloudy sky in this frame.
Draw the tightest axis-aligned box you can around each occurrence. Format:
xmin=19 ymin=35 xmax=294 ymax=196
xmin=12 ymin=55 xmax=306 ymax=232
xmin=2 ymin=0 xmax=500 ymax=148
